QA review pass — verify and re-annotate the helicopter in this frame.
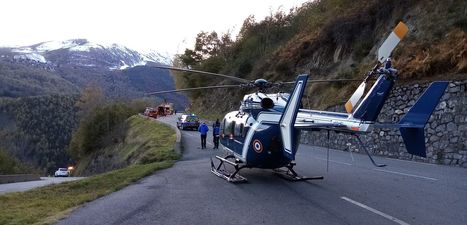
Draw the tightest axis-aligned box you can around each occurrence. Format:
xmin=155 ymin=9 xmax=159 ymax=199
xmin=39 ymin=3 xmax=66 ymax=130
xmin=147 ymin=21 xmax=449 ymax=183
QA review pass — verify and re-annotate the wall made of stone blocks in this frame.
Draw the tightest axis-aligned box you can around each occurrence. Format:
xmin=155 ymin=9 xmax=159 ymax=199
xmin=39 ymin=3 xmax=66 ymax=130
xmin=300 ymin=80 xmax=467 ymax=167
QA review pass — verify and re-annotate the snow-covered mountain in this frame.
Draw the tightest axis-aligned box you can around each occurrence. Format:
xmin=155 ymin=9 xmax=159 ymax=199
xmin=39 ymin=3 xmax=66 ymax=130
xmin=0 ymin=39 xmax=187 ymax=108
xmin=2 ymin=39 xmax=172 ymax=70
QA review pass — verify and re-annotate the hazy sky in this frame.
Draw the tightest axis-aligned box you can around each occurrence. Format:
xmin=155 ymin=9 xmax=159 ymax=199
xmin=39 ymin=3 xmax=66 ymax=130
xmin=0 ymin=0 xmax=309 ymax=55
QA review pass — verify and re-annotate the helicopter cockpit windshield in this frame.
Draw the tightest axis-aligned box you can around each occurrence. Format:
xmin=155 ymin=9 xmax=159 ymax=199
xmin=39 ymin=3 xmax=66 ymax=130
xmin=221 ymin=111 xmax=253 ymax=139
xmin=240 ymin=99 xmax=263 ymax=111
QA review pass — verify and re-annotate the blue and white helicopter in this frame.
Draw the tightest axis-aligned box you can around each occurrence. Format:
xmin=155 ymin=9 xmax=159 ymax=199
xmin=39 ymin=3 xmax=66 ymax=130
xmin=149 ymin=22 xmax=448 ymax=182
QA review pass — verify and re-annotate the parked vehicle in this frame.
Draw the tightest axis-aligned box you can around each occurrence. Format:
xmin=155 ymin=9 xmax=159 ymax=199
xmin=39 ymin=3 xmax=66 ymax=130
xmin=144 ymin=107 xmax=158 ymax=118
xmin=158 ymin=103 xmax=174 ymax=115
xmin=177 ymin=114 xmax=200 ymax=130
xmin=54 ymin=168 xmax=70 ymax=177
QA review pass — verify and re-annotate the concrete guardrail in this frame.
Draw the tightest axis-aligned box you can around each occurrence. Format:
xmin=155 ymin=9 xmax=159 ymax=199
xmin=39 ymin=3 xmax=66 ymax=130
xmin=0 ymin=174 xmax=41 ymax=184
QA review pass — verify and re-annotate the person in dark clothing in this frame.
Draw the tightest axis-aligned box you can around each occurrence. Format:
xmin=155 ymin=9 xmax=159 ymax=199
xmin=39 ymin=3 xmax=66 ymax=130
xmin=198 ymin=122 xmax=209 ymax=149
xmin=212 ymin=119 xmax=220 ymax=149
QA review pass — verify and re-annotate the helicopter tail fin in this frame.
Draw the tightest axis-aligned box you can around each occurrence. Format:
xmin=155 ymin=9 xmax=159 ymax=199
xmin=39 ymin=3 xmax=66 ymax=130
xmin=399 ymin=81 xmax=448 ymax=157
xmin=280 ymin=74 xmax=309 ymax=160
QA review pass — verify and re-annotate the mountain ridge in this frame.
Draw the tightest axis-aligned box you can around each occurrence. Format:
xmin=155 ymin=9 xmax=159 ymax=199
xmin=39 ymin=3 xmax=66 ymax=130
xmin=1 ymin=39 xmax=173 ymax=70
xmin=0 ymin=39 xmax=187 ymax=109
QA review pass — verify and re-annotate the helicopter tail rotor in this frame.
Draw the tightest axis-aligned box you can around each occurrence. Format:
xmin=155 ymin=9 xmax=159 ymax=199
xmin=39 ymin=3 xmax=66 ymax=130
xmin=344 ymin=21 xmax=408 ymax=114
xmin=345 ymin=81 xmax=367 ymax=113
xmin=378 ymin=21 xmax=409 ymax=63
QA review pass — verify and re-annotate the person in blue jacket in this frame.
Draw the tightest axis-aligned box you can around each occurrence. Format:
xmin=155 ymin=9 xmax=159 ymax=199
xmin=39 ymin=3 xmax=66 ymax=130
xmin=212 ymin=119 xmax=220 ymax=149
xmin=198 ymin=122 xmax=209 ymax=149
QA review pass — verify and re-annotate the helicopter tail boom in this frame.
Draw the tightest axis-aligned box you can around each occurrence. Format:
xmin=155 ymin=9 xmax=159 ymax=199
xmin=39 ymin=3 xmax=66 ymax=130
xmin=399 ymin=81 xmax=449 ymax=157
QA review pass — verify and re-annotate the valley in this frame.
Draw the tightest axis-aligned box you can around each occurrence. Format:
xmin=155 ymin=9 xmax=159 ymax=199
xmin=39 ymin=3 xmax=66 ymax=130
xmin=0 ymin=39 xmax=187 ymax=175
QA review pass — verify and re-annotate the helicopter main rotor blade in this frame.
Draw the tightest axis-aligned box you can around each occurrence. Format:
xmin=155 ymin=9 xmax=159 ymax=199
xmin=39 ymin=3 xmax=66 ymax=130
xmin=278 ymin=78 xmax=362 ymax=85
xmin=146 ymin=84 xmax=243 ymax=95
xmin=152 ymin=66 xmax=250 ymax=84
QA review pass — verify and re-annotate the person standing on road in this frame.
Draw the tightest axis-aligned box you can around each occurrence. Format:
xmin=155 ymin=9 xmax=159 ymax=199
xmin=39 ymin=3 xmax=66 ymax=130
xmin=198 ymin=122 xmax=209 ymax=149
xmin=212 ymin=119 xmax=220 ymax=149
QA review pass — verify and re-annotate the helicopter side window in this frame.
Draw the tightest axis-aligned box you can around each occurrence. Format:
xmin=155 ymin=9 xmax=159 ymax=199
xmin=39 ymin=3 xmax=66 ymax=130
xmin=238 ymin=123 xmax=244 ymax=138
xmin=231 ymin=121 xmax=236 ymax=136
xmin=234 ymin=122 xmax=242 ymax=138
xmin=221 ymin=119 xmax=226 ymax=135
xmin=242 ymin=125 xmax=249 ymax=138
xmin=223 ymin=119 xmax=232 ymax=136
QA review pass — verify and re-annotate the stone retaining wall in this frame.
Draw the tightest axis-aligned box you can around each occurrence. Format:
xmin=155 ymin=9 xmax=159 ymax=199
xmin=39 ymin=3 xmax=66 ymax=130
xmin=300 ymin=80 xmax=467 ymax=167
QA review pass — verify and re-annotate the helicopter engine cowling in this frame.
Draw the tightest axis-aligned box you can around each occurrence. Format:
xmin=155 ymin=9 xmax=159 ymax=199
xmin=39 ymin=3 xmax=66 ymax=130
xmin=260 ymin=98 xmax=274 ymax=109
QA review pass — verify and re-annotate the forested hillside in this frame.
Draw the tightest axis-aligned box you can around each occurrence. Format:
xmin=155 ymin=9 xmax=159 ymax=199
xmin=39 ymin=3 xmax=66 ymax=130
xmin=0 ymin=148 xmax=31 ymax=174
xmin=0 ymin=59 xmax=186 ymax=103
xmin=0 ymin=95 xmax=79 ymax=174
xmin=0 ymin=42 xmax=187 ymax=174
xmin=0 ymin=60 xmax=78 ymax=97
xmin=174 ymin=0 xmax=466 ymax=116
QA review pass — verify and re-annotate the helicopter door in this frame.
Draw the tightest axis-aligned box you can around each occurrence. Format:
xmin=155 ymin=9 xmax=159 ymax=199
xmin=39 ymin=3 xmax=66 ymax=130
xmin=279 ymin=74 xmax=308 ymax=160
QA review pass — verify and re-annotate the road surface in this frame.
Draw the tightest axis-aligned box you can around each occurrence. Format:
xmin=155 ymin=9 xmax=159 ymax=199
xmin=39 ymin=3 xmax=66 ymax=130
xmin=57 ymin=114 xmax=467 ymax=225
xmin=0 ymin=177 xmax=84 ymax=195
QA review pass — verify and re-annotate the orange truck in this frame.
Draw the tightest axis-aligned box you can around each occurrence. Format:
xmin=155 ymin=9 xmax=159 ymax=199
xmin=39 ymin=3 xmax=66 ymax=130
xmin=144 ymin=103 xmax=174 ymax=119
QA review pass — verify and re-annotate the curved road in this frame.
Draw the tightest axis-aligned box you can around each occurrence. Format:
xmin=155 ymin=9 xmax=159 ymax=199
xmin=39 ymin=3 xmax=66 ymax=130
xmin=0 ymin=177 xmax=83 ymax=194
xmin=57 ymin=114 xmax=467 ymax=225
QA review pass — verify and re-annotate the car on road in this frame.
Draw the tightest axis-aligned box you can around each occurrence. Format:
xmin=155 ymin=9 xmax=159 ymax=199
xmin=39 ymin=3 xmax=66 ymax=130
xmin=177 ymin=114 xmax=200 ymax=130
xmin=54 ymin=168 xmax=70 ymax=177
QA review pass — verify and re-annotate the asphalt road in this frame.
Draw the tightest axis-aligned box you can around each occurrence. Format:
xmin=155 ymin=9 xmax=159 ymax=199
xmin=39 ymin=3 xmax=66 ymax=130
xmin=57 ymin=114 xmax=467 ymax=225
xmin=0 ymin=177 xmax=84 ymax=194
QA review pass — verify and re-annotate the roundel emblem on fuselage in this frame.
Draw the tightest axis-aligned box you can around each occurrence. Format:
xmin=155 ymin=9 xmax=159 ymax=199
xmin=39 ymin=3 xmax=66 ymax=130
xmin=252 ymin=139 xmax=263 ymax=153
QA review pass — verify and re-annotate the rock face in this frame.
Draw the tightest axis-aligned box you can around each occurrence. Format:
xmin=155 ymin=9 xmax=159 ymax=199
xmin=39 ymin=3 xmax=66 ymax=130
xmin=300 ymin=80 xmax=467 ymax=167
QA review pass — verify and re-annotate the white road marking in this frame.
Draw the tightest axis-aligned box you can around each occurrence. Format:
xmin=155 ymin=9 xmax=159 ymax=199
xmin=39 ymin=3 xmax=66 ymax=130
xmin=313 ymin=157 xmax=352 ymax=166
xmin=385 ymin=157 xmax=436 ymax=166
xmin=374 ymin=168 xmax=438 ymax=181
xmin=341 ymin=196 xmax=410 ymax=225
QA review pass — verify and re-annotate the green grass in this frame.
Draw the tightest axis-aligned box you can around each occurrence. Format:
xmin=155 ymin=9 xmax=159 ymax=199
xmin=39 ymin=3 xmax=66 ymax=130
xmin=75 ymin=115 xmax=178 ymax=175
xmin=121 ymin=115 xmax=178 ymax=164
xmin=0 ymin=115 xmax=178 ymax=225
xmin=0 ymin=162 xmax=174 ymax=225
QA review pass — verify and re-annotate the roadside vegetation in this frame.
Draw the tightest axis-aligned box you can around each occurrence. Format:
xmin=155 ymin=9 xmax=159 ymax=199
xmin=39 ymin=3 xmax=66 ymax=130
xmin=0 ymin=161 xmax=174 ymax=225
xmin=0 ymin=115 xmax=178 ymax=225
xmin=0 ymin=149 xmax=32 ymax=174
xmin=173 ymin=0 xmax=466 ymax=115
xmin=0 ymin=95 xmax=79 ymax=174
xmin=0 ymin=83 xmax=161 ymax=175
xmin=74 ymin=115 xmax=179 ymax=175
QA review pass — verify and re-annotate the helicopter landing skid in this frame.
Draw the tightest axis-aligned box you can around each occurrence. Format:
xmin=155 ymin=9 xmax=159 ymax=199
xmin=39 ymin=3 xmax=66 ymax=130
xmin=273 ymin=163 xmax=324 ymax=182
xmin=211 ymin=155 xmax=247 ymax=183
